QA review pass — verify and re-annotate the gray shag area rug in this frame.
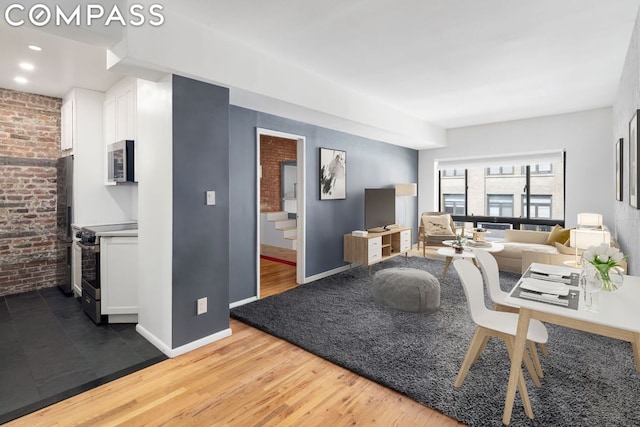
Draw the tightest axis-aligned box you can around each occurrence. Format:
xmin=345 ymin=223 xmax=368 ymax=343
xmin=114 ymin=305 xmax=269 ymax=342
xmin=230 ymin=256 xmax=640 ymax=427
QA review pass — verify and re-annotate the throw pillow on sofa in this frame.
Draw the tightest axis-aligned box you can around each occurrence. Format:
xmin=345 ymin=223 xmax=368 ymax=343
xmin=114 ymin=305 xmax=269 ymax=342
xmin=421 ymin=214 xmax=455 ymax=235
xmin=554 ymin=241 xmax=582 ymax=255
xmin=545 ymin=225 xmax=571 ymax=246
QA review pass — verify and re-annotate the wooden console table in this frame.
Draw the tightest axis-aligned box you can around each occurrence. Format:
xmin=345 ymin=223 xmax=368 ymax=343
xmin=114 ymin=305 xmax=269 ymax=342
xmin=343 ymin=227 xmax=412 ymax=272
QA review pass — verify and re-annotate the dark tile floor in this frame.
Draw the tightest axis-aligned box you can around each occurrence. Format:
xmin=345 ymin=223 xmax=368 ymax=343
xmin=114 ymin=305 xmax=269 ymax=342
xmin=0 ymin=287 xmax=166 ymax=424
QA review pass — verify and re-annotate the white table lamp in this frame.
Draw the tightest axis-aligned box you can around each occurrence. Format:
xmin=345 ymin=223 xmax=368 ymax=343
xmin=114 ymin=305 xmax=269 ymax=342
xmin=569 ymin=228 xmax=611 ymax=266
xmin=577 ymin=213 xmax=603 ymax=229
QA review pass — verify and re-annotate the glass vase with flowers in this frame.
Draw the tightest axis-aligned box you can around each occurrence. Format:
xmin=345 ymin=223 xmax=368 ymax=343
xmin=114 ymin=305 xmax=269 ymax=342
xmin=580 ymin=243 xmax=626 ymax=311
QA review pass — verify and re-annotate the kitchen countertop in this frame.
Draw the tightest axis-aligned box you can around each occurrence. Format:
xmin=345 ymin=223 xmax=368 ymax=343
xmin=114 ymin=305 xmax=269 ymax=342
xmin=96 ymin=229 xmax=138 ymax=237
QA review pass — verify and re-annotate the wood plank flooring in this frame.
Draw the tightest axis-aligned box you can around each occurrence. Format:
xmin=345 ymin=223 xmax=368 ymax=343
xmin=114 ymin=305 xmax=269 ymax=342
xmin=8 ymin=257 xmax=464 ymax=427
xmin=260 ymin=244 xmax=297 ymax=264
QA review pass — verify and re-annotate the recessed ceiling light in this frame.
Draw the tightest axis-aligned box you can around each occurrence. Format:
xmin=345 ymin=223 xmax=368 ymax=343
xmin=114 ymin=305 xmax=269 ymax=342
xmin=19 ymin=63 xmax=34 ymax=71
xmin=28 ymin=45 xmax=42 ymax=51
xmin=14 ymin=76 xmax=28 ymax=84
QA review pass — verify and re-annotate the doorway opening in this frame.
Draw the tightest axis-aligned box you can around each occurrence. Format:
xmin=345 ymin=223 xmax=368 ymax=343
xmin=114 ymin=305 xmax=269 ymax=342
xmin=256 ymin=128 xmax=306 ymax=298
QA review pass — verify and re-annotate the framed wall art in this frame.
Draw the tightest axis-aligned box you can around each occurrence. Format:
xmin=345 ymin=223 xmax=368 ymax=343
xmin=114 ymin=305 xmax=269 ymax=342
xmin=630 ymin=110 xmax=639 ymax=208
xmin=319 ymin=147 xmax=346 ymax=200
xmin=616 ymin=138 xmax=623 ymax=201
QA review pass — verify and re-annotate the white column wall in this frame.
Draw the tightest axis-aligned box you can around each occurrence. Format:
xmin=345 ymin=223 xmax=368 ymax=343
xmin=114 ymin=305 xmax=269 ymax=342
xmin=419 ymin=108 xmax=614 ymax=229
xmin=135 ymin=75 xmax=174 ymax=354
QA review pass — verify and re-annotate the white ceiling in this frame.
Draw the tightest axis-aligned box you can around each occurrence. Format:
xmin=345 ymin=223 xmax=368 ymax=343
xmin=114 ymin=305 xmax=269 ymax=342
xmin=1 ymin=0 xmax=639 ymax=133
xmin=0 ymin=21 xmax=123 ymax=99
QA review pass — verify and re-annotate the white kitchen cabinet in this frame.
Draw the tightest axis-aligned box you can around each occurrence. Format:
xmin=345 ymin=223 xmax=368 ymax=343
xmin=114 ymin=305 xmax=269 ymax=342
xmin=104 ymin=77 xmax=137 ymax=145
xmin=60 ymin=97 xmax=73 ymax=150
xmin=71 ymin=238 xmax=82 ymax=297
xmin=103 ymin=96 xmax=116 ymax=146
xmin=100 ymin=236 xmax=138 ymax=323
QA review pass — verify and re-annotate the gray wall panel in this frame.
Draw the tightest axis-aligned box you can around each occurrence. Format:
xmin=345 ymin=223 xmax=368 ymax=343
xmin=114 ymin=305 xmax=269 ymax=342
xmin=228 ymin=107 xmax=258 ymax=302
xmin=172 ymin=75 xmax=229 ymax=347
xmin=229 ymin=106 xmax=417 ymax=302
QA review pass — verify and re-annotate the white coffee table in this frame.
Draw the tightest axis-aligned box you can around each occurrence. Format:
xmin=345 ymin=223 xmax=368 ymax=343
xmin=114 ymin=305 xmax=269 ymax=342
xmin=437 ymin=243 xmax=505 ymax=280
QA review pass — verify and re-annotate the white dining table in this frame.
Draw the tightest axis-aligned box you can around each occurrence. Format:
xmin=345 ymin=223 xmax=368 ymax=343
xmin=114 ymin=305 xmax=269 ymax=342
xmin=501 ymin=263 xmax=640 ymax=424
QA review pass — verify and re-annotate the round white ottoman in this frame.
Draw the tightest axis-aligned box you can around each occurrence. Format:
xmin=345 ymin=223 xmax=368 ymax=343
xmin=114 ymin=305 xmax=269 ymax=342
xmin=372 ymin=267 xmax=441 ymax=313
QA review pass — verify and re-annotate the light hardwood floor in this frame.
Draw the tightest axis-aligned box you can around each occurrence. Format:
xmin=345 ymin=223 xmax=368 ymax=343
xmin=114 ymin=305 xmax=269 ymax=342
xmin=9 ymin=257 xmax=464 ymax=426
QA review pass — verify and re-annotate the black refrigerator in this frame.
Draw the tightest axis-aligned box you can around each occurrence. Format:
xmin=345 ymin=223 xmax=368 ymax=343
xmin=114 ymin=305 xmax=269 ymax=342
xmin=56 ymin=155 xmax=73 ymax=294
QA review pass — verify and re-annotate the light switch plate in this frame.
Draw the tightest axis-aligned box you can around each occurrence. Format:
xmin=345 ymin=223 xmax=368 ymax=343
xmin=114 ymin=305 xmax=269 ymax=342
xmin=206 ymin=191 xmax=216 ymax=205
xmin=197 ymin=297 xmax=207 ymax=315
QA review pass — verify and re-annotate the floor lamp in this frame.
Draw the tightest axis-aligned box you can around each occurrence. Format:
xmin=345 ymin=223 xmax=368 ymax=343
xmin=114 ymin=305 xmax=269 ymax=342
xmin=395 ymin=183 xmax=417 ymax=227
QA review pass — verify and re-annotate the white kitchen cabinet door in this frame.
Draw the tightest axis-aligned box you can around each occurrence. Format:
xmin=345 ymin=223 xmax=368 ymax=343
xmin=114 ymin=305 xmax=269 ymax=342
xmin=100 ymin=236 xmax=138 ymax=323
xmin=72 ymin=240 xmax=82 ymax=297
xmin=104 ymin=96 xmax=116 ymax=145
xmin=61 ymin=98 xmax=73 ymax=150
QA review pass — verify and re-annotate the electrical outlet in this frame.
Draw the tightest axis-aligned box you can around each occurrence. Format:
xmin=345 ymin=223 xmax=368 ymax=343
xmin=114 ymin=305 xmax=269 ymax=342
xmin=197 ymin=297 xmax=207 ymax=315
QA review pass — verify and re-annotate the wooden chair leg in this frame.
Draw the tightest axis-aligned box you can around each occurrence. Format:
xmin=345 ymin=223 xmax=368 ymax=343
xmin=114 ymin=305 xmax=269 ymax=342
xmin=471 ymin=335 xmax=491 ymax=364
xmin=503 ymin=336 xmax=541 ymax=388
xmin=494 ymin=304 xmax=551 ymax=360
xmin=455 ymin=328 xmax=486 ymax=387
xmin=538 ymin=343 xmax=549 ymax=357
xmin=504 ymin=337 xmax=534 ymax=419
xmin=632 ymin=332 xmax=640 ymax=373
xmin=521 ymin=348 xmax=542 ymax=388
xmin=528 ymin=341 xmax=544 ymax=379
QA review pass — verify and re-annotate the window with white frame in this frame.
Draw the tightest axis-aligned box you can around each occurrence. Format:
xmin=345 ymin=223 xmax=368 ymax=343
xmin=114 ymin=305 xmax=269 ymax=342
xmin=487 ymin=194 xmax=514 ymax=217
xmin=522 ymin=195 xmax=552 ymax=219
xmin=443 ymin=194 xmax=465 ymax=215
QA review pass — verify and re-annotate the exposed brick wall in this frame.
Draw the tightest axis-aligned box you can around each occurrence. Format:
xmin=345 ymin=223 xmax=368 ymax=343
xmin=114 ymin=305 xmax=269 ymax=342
xmin=260 ymin=135 xmax=296 ymax=212
xmin=0 ymin=88 xmax=64 ymax=296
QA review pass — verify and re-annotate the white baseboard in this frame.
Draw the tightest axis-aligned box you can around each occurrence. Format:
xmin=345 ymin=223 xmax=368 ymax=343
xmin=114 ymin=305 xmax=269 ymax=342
xmin=136 ymin=324 xmax=172 ymax=356
xmin=303 ymin=264 xmax=351 ymax=283
xmin=136 ymin=324 xmax=232 ymax=358
xmin=230 ymin=296 xmax=258 ymax=308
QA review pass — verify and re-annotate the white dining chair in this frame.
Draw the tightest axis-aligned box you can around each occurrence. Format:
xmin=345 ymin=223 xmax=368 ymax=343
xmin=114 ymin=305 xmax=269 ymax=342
xmin=452 ymin=259 xmax=548 ymax=395
xmin=474 ymin=248 xmax=549 ymax=378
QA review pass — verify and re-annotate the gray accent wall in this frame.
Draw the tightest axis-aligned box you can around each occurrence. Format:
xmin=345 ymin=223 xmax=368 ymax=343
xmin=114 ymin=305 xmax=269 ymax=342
xmin=172 ymin=75 xmax=230 ymax=347
xmin=229 ymin=106 xmax=418 ymax=303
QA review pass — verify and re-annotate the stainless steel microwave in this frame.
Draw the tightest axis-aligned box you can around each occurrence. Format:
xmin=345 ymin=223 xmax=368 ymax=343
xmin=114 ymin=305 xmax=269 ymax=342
xmin=107 ymin=140 xmax=135 ymax=183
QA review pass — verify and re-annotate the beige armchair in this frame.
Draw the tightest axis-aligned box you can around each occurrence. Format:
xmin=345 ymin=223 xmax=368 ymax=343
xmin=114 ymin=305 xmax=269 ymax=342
xmin=418 ymin=212 xmax=459 ymax=256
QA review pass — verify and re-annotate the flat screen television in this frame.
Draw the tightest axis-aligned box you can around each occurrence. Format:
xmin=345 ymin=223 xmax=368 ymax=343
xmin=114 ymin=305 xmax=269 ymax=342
xmin=364 ymin=188 xmax=396 ymax=231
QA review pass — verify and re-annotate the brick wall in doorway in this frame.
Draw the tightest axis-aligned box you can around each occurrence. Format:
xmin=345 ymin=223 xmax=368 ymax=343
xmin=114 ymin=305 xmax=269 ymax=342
xmin=260 ymin=135 xmax=296 ymax=213
xmin=0 ymin=88 xmax=64 ymax=296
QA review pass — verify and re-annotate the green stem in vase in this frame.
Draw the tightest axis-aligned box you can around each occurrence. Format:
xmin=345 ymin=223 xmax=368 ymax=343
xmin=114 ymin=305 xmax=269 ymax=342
xmin=595 ymin=265 xmax=616 ymax=291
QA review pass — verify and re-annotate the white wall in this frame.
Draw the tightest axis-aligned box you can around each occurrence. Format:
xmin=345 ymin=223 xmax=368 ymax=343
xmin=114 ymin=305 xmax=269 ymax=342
xmin=613 ymin=7 xmax=640 ymax=274
xmin=418 ymin=108 xmax=614 ymax=229
xmin=69 ymin=88 xmax=134 ymax=226
xmin=135 ymin=76 xmax=173 ymax=354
